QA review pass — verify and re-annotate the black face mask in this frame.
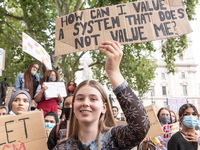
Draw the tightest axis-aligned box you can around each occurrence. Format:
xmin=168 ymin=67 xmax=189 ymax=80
xmin=63 ymin=108 xmax=71 ymax=120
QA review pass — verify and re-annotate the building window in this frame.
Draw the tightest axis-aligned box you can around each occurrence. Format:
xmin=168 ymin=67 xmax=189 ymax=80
xmin=164 ymin=101 xmax=167 ymax=107
xmin=161 ymin=73 xmax=165 ymax=79
xmin=151 ymin=86 xmax=155 ymax=96
xmin=162 ymin=86 xmax=167 ymax=95
xmin=181 ymin=72 xmax=185 ymax=78
xmin=183 ymin=85 xmax=187 ymax=95
xmin=152 ymin=101 xmax=155 ymax=105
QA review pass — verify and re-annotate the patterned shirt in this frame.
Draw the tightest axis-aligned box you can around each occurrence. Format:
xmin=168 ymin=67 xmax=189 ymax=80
xmin=54 ymin=81 xmax=150 ymax=150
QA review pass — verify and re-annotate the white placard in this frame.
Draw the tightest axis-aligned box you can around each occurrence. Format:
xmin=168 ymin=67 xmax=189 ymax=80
xmin=168 ymin=98 xmax=187 ymax=113
xmin=22 ymin=32 xmax=52 ymax=70
xmin=43 ymin=82 xmax=67 ymax=99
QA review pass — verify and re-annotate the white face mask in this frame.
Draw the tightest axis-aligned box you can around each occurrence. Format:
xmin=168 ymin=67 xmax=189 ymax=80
xmin=31 ymin=69 xmax=37 ymax=76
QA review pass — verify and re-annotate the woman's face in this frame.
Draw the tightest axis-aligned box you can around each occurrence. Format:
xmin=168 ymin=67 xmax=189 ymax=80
xmin=64 ymin=96 xmax=73 ymax=108
xmin=12 ymin=94 xmax=30 ymax=115
xmin=50 ymin=71 xmax=56 ymax=77
xmin=159 ymin=109 xmax=170 ymax=118
xmin=170 ymin=112 xmax=175 ymax=120
xmin=182 ymin=107 xmax=198 ymax=119
xmin=69 ymin=82 xmax=75 ymax=87
xmin=73 ymin=85 xmax=106 ymax=124
xmin=31 ymin=64 xmax=39 ymax=72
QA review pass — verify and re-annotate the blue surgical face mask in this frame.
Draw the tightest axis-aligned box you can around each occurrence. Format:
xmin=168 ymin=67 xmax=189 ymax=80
xmin=31 ymin=69 xmax=37 ymax=76
xmin=182 ymin=115 xmax=199 ymax=128
xmin=45 ymin=122 xmax=56 ymax=129
xmin=49 ymin=76 xmax=56 ymax=82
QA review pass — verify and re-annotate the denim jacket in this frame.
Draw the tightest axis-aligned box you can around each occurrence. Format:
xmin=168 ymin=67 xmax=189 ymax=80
xmin=14 ymin=73 xmax=42 ymax=89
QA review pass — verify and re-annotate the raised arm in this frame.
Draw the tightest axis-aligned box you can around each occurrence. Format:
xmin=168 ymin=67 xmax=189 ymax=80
xmin=100 ymin=41 xmax=150 ymax=149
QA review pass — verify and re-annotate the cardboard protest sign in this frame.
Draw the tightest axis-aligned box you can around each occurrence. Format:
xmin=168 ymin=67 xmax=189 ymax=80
xmin=5 ymin=87 xmax=14 ymax=106
xmin=22 ymin=32 xmax=52 ymax=70
xmin=162 ymin=122 xmax=179 ymax=140
xmin=145 ymin=105 xmax=163 ymax=138
xmin=116 ymin=105 xmax=163 ymax=139
xmin=0 ymin=110 xmax=48 ymax=150
xmin=168 ymin=98 xmax=187 ymax=113
xmin=55 ymin=0 xmax=193 ymax=56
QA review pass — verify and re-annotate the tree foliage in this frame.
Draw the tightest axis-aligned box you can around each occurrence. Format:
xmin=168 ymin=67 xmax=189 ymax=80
xmin=0 ymin=0 xmax=198 ymax=98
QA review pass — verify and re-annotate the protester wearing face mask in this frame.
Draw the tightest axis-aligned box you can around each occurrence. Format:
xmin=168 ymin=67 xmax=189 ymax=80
xmin=34 ymin=70 xmax=62 ymax=115
xmin=67 ymin=81 xmax=76 ymax=95
xmin=168 ymin=103 xmax=199 ymax=150
xmin=44 ymin=111 xmax=59 ymax=130
xmin=169 ymin=110 xmax=178 ymax=123
xmin=14 ymin=63 xmax=48 ymax=110
xmin=139 ymin=108 xmax=171 ymax=150
xmin=47 ymin=95 xmax=73 ymax=150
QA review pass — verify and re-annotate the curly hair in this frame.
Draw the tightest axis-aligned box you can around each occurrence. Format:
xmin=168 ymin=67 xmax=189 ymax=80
xmin=40 ymin=70 xmax=60 ymax=84
xmin=179 ymin=103 xmax=199 ymax=119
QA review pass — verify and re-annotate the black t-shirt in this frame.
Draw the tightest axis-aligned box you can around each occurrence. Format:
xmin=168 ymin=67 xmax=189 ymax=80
xmin=32 ymin=75 xmax=39 ymax=97
xmin=168 ymin=131 xmax=197 ymax=150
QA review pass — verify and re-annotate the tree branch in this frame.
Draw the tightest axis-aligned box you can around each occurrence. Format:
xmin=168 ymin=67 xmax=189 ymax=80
xmin=2 ymin=11 xmax=23 ymax=20
xmin=55 ymin=0 xmax=64 ymax=16
xmin=4 ymin=21 xmax=21 ymax=40
xmin=74 ymin=0 xmax=82 ymax=12
xmin=72 ymin=51 xmax=86 ymax=70
xmin=60 ymin=0 xmax=69 ymax=15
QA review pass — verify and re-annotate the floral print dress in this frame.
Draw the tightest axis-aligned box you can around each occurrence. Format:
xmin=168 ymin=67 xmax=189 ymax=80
xmin=54 ymin=81 xmax=150 ymax=150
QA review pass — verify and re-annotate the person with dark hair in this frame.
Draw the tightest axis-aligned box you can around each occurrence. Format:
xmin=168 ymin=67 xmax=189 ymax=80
xmin=0 ymin=77 xmax=9 ymax=105
xmin=44 ymin=111 xmax=59 ymax=130
xmin=168 ymin=103 xmax=199 ymax=150
xmin=0 ymin=106 xmax=8 ymax=116
xmin=66 ymin=81 xmax=76 ymax=95
xmin=8 ymin=90 xmax=32 ymax=115
xmin=169 ymin=110 xmax=178 ymax=123
xmin=112 ymin=106 xmax=120 ymax=121
xmin=47 ymin=95 xmax=73 ymax=150
xmin=34 ymin=70 xmax=62 ymax=115
xmin=14 ymin=63 xmax=43 ymax=99
xmin=139 ymin=107 xmax=172 ymax=150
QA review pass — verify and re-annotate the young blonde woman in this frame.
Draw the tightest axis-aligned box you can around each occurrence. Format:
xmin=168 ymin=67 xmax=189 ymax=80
xmin=54 ymin=41 xmax=150 ymax=150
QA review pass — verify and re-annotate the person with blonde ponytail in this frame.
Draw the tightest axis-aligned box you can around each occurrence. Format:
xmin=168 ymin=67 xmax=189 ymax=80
xmin=54 ymin=41 xmax=150 ymax=150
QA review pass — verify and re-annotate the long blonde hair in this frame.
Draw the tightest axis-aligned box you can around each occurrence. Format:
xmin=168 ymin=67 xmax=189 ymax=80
xmin=68 ymin=80 xmax=116 ymax=149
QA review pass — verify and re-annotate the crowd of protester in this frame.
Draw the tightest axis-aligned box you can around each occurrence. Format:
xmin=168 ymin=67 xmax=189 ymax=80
xmin=0 ymin=41 xmax=200 ymax=150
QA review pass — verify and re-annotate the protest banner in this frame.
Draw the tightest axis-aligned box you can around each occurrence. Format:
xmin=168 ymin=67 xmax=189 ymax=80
xmin=55 ymin=0 xmax=193 ymax=56
xmin=116 ymin=105 xmax=163 ymax=138
xmin=145 ymin=105 xmax=163 ymax=138
xmin=168 ymin=98 xmax=187 ymax=113
xmin=22 ymin=32 xmax=52 ymax=70
xmin=0 ymin=110 xmax=48 ymax=150
xmin=43 ymin=82 xmax=67 ymax=99
xmin=5 ymin=87 xmax=14 ymax=106
xmin=162 ymin=122 xmax=179 ymax=140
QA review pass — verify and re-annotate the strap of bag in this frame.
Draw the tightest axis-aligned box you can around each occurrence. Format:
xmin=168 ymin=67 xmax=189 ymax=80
xmin=56 ymin=123 xmax=60 ymax=145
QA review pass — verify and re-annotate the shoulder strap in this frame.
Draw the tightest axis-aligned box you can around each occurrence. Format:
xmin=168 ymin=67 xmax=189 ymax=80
xmin=56 ymin=123 xmax=60 ymax=145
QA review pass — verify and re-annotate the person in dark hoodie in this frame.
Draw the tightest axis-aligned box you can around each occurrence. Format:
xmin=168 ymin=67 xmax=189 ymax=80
xmin=47 ymin=95 xmax=73 ymax=150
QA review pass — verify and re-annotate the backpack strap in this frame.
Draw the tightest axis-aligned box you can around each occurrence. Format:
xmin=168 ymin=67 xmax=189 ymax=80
xmin=56 ymin=123 xmax=60 ymax=145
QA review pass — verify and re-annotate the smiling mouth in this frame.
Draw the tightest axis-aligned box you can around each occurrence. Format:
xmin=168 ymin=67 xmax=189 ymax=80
xmin=80 ymin=110 xmax=91 ymax=113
